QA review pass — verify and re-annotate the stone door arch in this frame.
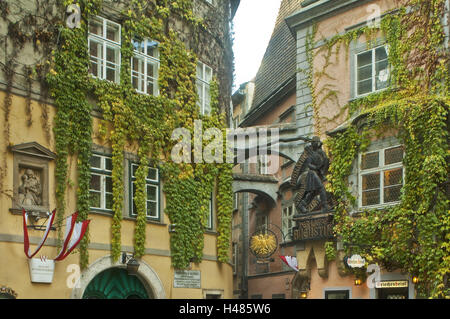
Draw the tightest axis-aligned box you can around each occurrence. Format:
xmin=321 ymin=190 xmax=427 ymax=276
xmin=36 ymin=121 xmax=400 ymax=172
xmin=70 ymin=255 xmax=166 ymax=299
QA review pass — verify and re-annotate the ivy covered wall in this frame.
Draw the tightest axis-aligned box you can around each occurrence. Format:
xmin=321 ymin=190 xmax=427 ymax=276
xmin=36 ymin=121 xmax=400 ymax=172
xmin=0 ymin=0 xmax=235 ymax=271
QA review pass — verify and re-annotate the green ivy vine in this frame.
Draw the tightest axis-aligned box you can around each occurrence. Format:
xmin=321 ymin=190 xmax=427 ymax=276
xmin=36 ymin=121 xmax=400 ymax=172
xmin=305 ymin=0 xmax=450 ymax=298
xmin=46 ymin=0 xmax=234 ymax=269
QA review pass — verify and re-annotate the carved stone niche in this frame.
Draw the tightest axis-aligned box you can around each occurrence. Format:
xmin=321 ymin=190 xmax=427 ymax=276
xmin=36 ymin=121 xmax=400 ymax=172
xmin=10 ymin=142 xmax=56 ymax=219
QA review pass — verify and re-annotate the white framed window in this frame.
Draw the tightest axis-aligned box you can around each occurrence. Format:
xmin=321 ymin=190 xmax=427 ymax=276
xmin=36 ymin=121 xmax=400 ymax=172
xmin=88 ymin=16 xmax=121 ymax=83
xmin=196 ymin=61 xmax=213 ymax=115
xmin=131 ymin=39 xmax=160 ymax=96
xmin=89 ymin=154 xmax=113 ymax=211
xmin=207 ymin=192 xmax=214 ymax=229
xmin=282 ymin=204 xmax=295 ymax=241
xmin=130 ymin=163 xmax=160 ymax=219
xmin=355 ymin=45 xmax=389 ymax=97
xmin=358 ymin=145 xmax=404 ymax=208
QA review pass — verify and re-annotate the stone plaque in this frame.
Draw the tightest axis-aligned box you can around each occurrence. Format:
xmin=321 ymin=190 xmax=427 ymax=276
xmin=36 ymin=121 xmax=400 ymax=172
xmin=28 ymin=258 xmax=55 ymax=283
xmin=173 ymin=270 xmax=201 ymax=289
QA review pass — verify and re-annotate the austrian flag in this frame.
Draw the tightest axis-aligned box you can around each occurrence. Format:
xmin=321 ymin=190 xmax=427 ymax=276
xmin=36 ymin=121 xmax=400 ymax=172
xmin=279 ymin=255 xmax=298 ymax=272
xmin=23 ymin=209 xmax=90 ymax=261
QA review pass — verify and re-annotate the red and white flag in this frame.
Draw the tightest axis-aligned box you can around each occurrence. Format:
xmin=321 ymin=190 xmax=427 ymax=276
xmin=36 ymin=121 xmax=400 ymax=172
xmin=279 ymin=255 xmax=298 ymax=272
xmin=54 ymin=212 xmax=78 ymax=261
xmin=57 ymin=218 xmax=90 ymax=260
xmin=23 ymin=209 xmax=90 ymax=261
xmin=23 ymin=208 xmax=56 ymax=259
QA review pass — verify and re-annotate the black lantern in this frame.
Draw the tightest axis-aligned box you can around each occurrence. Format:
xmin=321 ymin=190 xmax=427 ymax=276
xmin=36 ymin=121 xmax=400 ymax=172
xmin=121 ymin=252 xmax=140 ymax=276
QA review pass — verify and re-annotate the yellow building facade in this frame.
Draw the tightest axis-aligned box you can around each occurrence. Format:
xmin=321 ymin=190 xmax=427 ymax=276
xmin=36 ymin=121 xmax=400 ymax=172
xmin=0 ymin=0 xmax=239 ymax=299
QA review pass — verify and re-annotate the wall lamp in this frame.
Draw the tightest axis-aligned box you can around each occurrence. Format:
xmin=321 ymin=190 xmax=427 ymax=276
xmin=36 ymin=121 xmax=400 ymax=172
xmin=300 ymin=290 xmax=308 ymax=299
xmin=121 ymin=252 xmax=140 ymax=276
xmin=412 ymin=275 xmax=419 ymax=284
xmin=354 ymin=278 xmax=362 ymax=286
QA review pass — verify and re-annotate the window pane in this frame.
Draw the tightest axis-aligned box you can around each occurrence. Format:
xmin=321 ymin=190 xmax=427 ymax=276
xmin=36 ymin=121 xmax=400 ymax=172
xmin=147 ymin=41 xmax=158 ymax=57
xmin=357 ymin=51 xmax=372 ymax=68
xmin=105 ymin=158 xmax=113 ymax=171
xmin=385 ymin=146 xmax=403 ymax=165
xmin=105 ymin=176 xmax=113 ymax=193
xmin=106 ymin=21 xmax=120 ymax=42
xmin=131 ymin=164 xmax=138 ymax=178
xmin=106 ymin=46 xmax=119 ymax=63
xmin=90 ymin=174 xmax=101 ymax=191
xmin=362 ymin=189 xmax=380 ymax=206
xmin=357 ymin=78 xmax=372 ymax=95
xmin=375 ymin=46 xmax=388 ymax=62
xmin=105 ymin=193 xmax=113 ymax=210
xmin=90 ymin=191 xmax=101 ymax=208
xmin=357 ymin=64 xmax=372 ymax=81
xmin=132 ymin=182 xmax=137 ymax=215
xmin=147 ymin=61 xmax=156 ymax=77
xmin=384 ymin=185 xmax=402 ymax=203
xmin=147 ymin=80 xmax=154 ymax=96
xmin=204 ymin=85 xmax=211 ymax=115
xmin=204 ymin=65 xmax=212 ymax=82
xmin=90 ymin=156 xmax=101 ymax=168
xmin=89 ymin=39 xmax=103 ymax=59
xmin=89 ymin=18 xmax=103 ymax=36
xmin=148 ymin=168 xmax=158 ymax=180
xmin=147 ymin=185 xmax=157 ymax=201
xmin=384 ymin=168 xmax=402 ymax=186
xmin=376 ymin=60 xmax=389 ymax=90
xmin=147 ymin=201 xmax=157 ymax=218
xmin=361 ymin=152 xmax=379 ymax=169
xmin=362 ymin=172 xmax=380 ymax=191
xmin=106 ymin=67 xmax=116 ymax=82
xmin=197 ymin=62 xmax=203 ymax=80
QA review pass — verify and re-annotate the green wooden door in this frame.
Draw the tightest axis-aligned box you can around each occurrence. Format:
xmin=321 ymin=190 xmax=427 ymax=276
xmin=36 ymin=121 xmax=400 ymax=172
xmin=83 ymin=268 xmax=149 ymax=299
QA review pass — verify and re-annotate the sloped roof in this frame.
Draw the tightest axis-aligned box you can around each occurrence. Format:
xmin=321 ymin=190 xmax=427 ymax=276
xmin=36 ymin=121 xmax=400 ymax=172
xmin=250 ymin=0 xmax=302 ymax=111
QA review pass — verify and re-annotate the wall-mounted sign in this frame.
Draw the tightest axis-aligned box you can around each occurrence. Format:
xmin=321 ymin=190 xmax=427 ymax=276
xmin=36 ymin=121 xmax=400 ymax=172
xmin=375 ymin=280 xmax=409 ymax=289
xmin=173 ymin=270 xmax=201 ymax=289
xmin=28 ymin=258 xmax=55 ymax=283
xmin=344 ymin=254 xmax=366 ymax=268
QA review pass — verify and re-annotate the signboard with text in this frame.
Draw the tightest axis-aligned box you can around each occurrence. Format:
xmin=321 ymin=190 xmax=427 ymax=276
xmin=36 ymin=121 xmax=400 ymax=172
xmin=28 ymin=258 xmax=55 ymax=283
xmin=173 ymin=270 xmax=201 ymax=289
xmin=375 ymin=280 xmax=409 ymax=289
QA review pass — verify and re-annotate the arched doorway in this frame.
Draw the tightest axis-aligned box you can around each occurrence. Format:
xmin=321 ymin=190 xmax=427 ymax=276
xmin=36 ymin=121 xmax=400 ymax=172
xmin=82 ymin=268 xmax=149 ymax=299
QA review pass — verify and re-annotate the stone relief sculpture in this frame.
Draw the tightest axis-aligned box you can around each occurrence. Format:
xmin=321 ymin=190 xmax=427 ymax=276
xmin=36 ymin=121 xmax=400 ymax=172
xmin=290 ymin=136 xmax=331 ymax=216
xmin=18 ymin=169 xmax=42 ymax=206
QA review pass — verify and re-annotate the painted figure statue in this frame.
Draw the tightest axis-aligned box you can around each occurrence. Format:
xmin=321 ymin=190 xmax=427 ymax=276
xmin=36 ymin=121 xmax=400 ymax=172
xmin=290 ymin=136 xmax=330 ymax=216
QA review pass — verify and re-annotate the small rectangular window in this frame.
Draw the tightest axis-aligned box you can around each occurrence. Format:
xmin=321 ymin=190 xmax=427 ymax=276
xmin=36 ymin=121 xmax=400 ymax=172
xmin=355 ymin=45 xmax=390 ymax=97
xmin=197 ymin=61 xmax=213 ymax=115
xmin=88 ymin=16 xmax=121 ymax=83
xmin=89 ymin=154 xmax=113 ymax=211
xmin=359 ymin=145 xmax=404 ymax=208
xmin=130 ymin=163 xmax=160 ymax=219
xmin=131 ymin=39 xmax=160 ymax=96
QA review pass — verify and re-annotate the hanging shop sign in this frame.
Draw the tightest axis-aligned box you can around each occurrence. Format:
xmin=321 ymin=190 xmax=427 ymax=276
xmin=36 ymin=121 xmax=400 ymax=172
xmin=375 ymin=280 xmax=409 ymax=289
xmin=174 ymin=270 xmax=201 ymax=289
xmin=28 ymin=258 xmax=55 ymax=283
xmin=249 ymin=229 xmax=278 ymax=259
xmin=344 ymin=254 xmax=366 ymax=268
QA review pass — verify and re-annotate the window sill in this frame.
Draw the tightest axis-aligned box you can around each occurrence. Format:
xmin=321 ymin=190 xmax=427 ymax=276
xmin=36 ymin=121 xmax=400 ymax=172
xmin=352 ymin=201 xmax=401 ymax=215
xmin=123 ymin=216 xmax=166 ymax=226
xmin=205 ymin=229 xmax=218 ymax=236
